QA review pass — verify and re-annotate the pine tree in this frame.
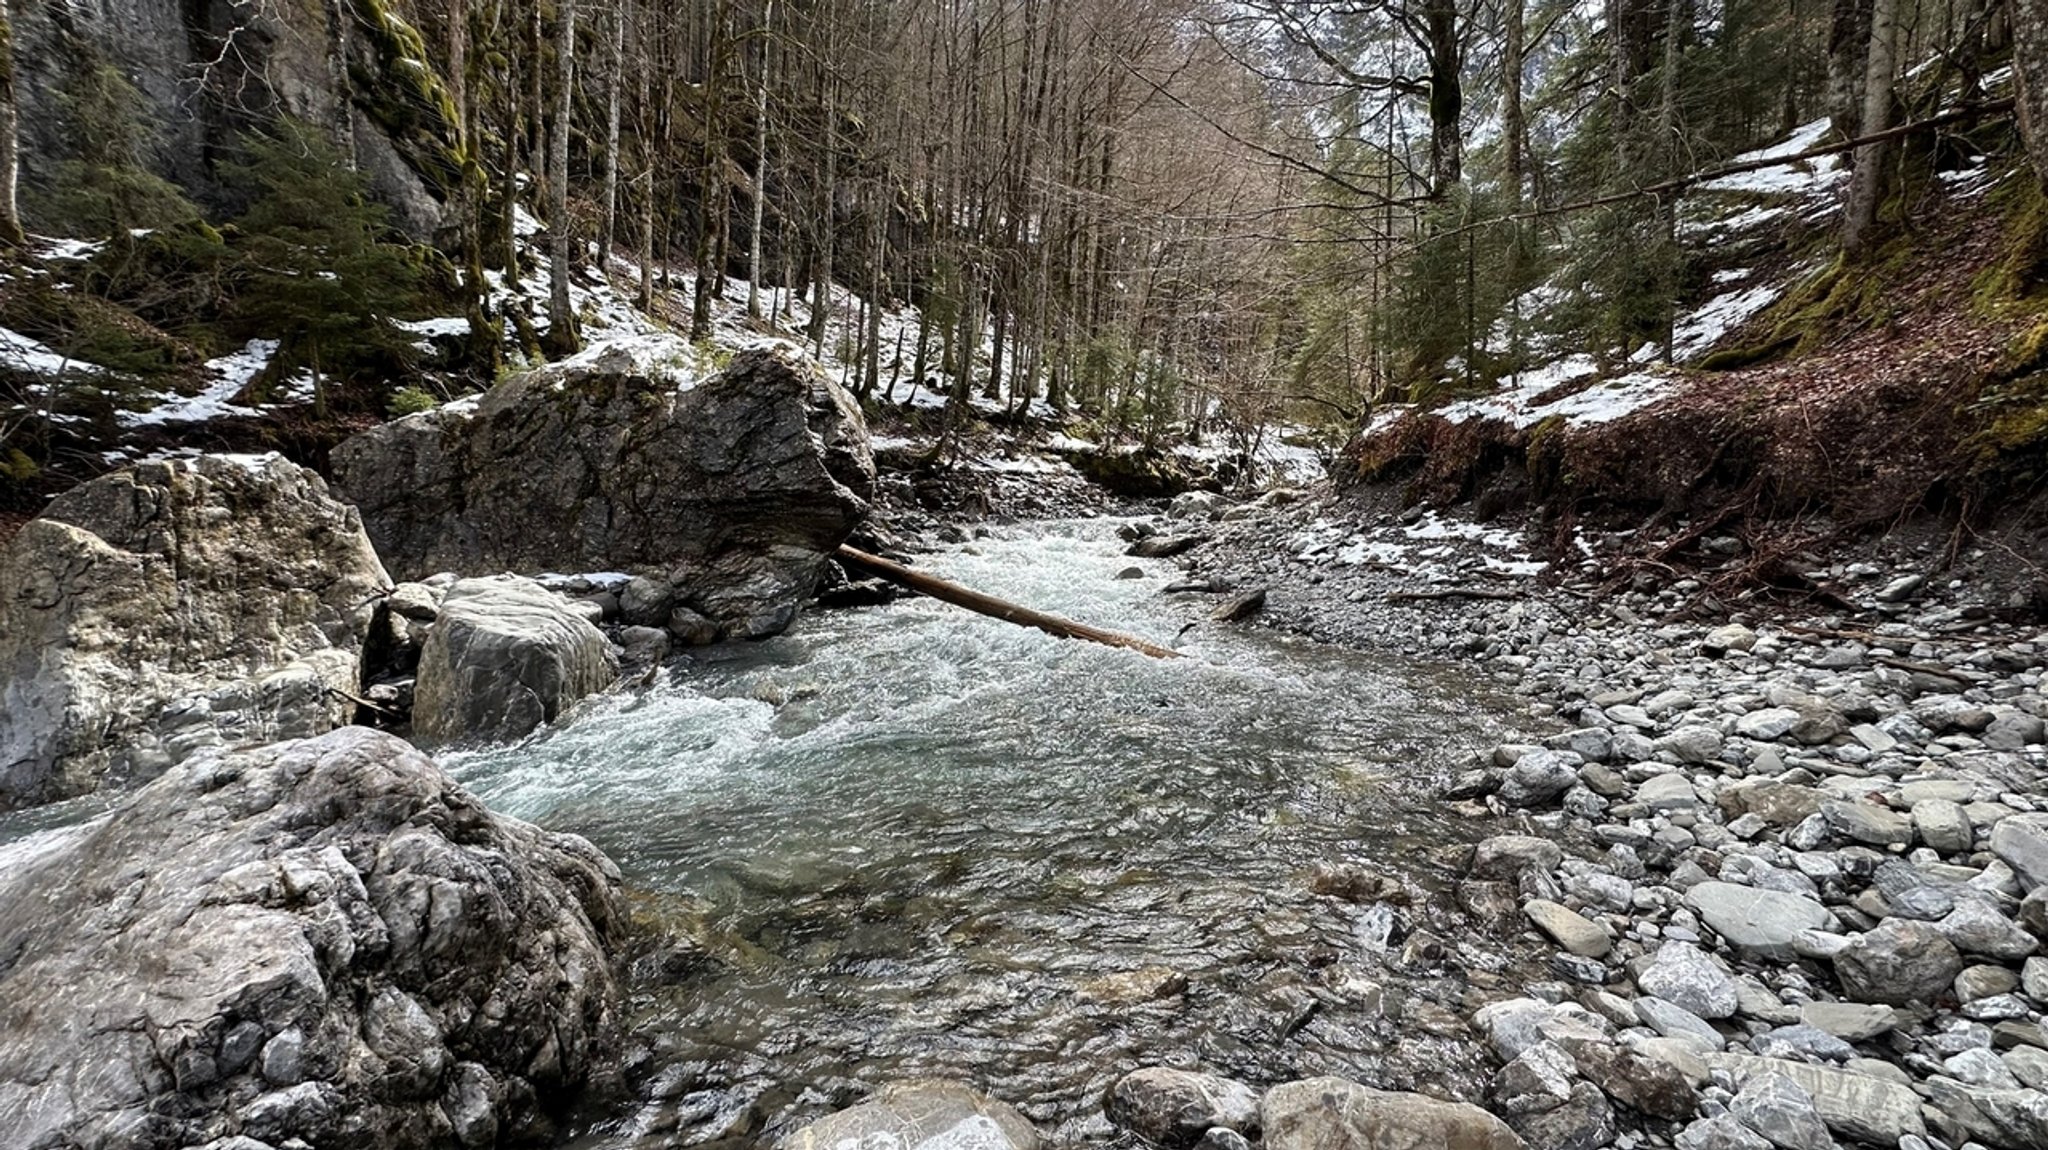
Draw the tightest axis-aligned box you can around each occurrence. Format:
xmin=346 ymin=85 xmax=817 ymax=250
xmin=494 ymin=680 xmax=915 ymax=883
xmin=229 ymin=120 xmax=422 ymax=415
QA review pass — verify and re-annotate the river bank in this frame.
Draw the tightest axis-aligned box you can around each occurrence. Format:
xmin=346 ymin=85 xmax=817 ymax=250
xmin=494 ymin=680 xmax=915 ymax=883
xmin=1078 ymin=483 xmax=2048 ymax=1149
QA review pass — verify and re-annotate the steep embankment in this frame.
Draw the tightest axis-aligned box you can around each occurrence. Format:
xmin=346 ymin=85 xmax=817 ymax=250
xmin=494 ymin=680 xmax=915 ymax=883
xmin=1350 ymin=99 xmax=2048 ymax=575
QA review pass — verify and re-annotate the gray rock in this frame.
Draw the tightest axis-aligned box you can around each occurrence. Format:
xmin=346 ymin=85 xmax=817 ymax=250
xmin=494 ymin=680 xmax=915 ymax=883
xmin=1729 ymin=1073 xmax=1836 ymax=1150
xmin=412 ymin=576 xmax=619 ymax=746
xmin=1993 ymin=814 xmax=2048 ymax=890
xmin=1917 ymin=1078 xmax=2048 ymax=1150
xmin=1659 ymin=726 xmax=1727 ymax=765
xmin=1985 ymin=712 xmax=2047 ymax=751
xmin=1260 ymin=1078 xmax=1524 ymax=1150
xmin=784 ymin=1081 xmax=1038 ymax=1150
xmin=1736 ymin=708 xmax=1803 ymax=741
xmin=0 ymin=455 xmax=389 ymax=810
xmin=1700 ymin=1053 xmax=1925 ymax=1144
xmin=1684 ymin=882 xmax=1835 ymax=961
xmin=1501 ymin=750 xmax=1582 ymax=808
xmin=333 ymin=342 xmax=876 ymax=639
xmin=1677 ymin=1115 xmax=1773 ymax=1149
xmin=1559 ymin=1037 xmax=1701 ymax=1121
xmin=1492 ymin=1041 xmax=1578 ymax=1115
xmin=2025 ymin=956 xmax=2048 ymax=1001
xmin=1705 ymin=624 xmax=1759 ymax=655
xmin=1751 ymin=1024 xmax=1853 ymax=1062
xmin=1472 ymin=835 xmax=1565 ymax=880
xmin=1526 ymin=899 xmax=1612 ymax=958
xmin=1640 ymin=773 xmax=1701 ymax=811
xmin=1193 ymin=1128 xmax=1252 ymax=1150
xmin=1940 ymin=898 xmax=2041 ymax=961
xmin=1835 ymin=919 xmax=1965 ymax=1006
xmin=1799 ymin=1001 xmax=1895 ymax=1040
xmin=1820 ymin=799 xmax=1914 ymax=847
xmin=1106 ymin=1069 xmax=1260 ymax=1147
xmin=1914 ymin=799 xmax=1976 ymax=855
xmin=1507 ymin=1082 xmax=1615 ymax=1150
xmin=0 ymin=728 xmax=619 ymax=1150
xmin=1641 ymin=941 xmax=1741 ymax=1019
xmin=1636 ymin=997 xmax=1725 ymax=1049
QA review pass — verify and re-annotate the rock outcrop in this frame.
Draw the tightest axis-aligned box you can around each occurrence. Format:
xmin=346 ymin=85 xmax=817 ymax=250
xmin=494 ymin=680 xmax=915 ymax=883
xmin=332 ymin=340 xmax=876 ymax=640
xmin=0 ymin=453 xmax=391 ymax=810
xmin=0 ymin=727 xmax=620 ymax=1150
xmin=1261 ymin=1077 xmax=1526 ymax=1149
xmin=16 ymin=0 xmax=456 ymax=236
xmin=412 ymin=576 xmax=619 ymax=746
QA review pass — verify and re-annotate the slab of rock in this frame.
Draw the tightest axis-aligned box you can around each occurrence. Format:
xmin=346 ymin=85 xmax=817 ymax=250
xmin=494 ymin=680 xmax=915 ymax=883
xmin=0 ymin=728 xmax=620 ymax=1150
xmin=1821 ymin=799 xmax=1915 ymax=847
xmin=1639 ymin=941 xmax=1740 ymax=1020
xmin=1684 ymin=882 xmax=1834 ymax=961
xmin=1525 ymin=899 xmax=1612 ymax=958
xmin=1799 ymin=1002 xmax=1896 ymax=1041
xmin=1107 ymin=1068 xmax=1260 ymax=1147
xmin=784 ymin=1081 xmax=1037 ymax=1150
xmin=1834 ymin=919 xmax=1964 ymax=1006
xmin=332 ymin=341 xmax=875 ymax=640
xmin=1728 ymin=1073 xmax=1834 ymax=1150
xmin=1701 ymin=1054 xmax=1925 ymax=1145
xmin=1992 ymin=814 xmax=2048 ymax=890
xmin=1638 ymin=773 xmax=1701 ymax=811
xmin=0 ymin=454 xmax=390 ymax=810
xmin=1261 ymin=1077 xmax=1524 ymax=1149
xmin=411 ymin=576 xmax=618 ymax=746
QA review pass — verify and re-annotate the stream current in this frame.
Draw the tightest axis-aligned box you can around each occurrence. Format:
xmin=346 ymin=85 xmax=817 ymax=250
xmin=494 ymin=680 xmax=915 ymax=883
xmin=443 ymin=519 xmax=1532 ymax=1147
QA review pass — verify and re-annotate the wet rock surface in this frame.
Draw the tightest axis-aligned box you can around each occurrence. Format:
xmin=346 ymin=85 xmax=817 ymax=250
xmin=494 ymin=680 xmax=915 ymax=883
xmin=0 ymin=454 xmax=390 ymax=810
xmin=411 ymin=575 xmax=620 ymax=746
xmin=0 ymin=727 xmax=620 ymax=1150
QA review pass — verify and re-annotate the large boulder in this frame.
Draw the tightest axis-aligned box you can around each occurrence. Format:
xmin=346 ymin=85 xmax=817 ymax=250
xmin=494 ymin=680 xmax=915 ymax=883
xmin=1261 ymin=1077 xmax=1525 ymax=1149
xmin=0 ymin=454 xmax=391 ymax=810
xmin=332 ymin=340 xmax=876 ymax=640
xmin=411 ymin=576 xmax=619 ymax=746
xmin=0 ymin=727 xmax=620 ymax=1150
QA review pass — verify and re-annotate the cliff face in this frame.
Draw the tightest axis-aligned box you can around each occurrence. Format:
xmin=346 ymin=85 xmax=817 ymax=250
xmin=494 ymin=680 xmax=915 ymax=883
xmin=16 ymin=0 xmax=455 ymax=237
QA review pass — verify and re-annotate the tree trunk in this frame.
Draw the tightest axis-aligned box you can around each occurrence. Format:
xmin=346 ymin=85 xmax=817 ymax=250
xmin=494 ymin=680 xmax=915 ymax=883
xmin=600 ymin=0 xmax=624 ymax=264
xmin=691 ymin=0 xmax=728 ymax=341
xmin=1 ymin=0 xmax=25 ymax=248
xmin=546 ymin=0 xmax=580 ymax=354
xmin=1424 ymin=0 xmax=1463 ymax=193
xmin=1827 ymin=0 xmax=1875 ymax=137
xmin=2014 ymin=0 xmax=2048 ymax=192
xmin=1844 ymin=0 xmax=1899 ymax=257
xmin=746 ymin=0 xmax=774 ymax=319
xmin=836 ymin=546 xmax=1180 ymax=659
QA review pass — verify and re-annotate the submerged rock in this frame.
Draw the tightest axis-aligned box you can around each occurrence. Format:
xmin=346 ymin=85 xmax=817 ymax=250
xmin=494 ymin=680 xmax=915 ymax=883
xmin=0 ymin=454 xmax=390 ymax=810
xmin=0 ymin=727 xmax=620 ymax=1150
xmin=1106 ymin=1068 xmax=1261 ymax=1147
xmin=332 ymin=340 xmax=875 ymax=640
xmin=782 ymin=1080 xmax=1039 ymax=1150
xmin=411 ymin=575 xmax=619 ymax=746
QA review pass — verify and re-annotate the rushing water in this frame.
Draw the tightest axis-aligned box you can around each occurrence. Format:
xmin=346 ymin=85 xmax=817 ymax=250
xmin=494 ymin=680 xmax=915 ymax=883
xmin=445 ymin=520 xmax=1541 ymax=1148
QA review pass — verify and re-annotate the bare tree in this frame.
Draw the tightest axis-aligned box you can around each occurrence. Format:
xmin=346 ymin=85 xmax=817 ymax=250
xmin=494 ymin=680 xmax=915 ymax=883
xmin=2015 ymin=0 xmax=2048 ymax=191
xmin=0 ymin=0 xmax=21 ymax=248
xmin=1843 ymin=0 xmax=1899 ymax=255
xmin=547 ymin=0 xmax=580 ymax=353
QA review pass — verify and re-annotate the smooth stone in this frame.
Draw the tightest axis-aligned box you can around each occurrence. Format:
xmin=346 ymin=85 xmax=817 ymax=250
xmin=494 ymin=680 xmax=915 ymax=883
xmin=1525 ymin=899 xmax=1612 ymax=959
xmin=1684 ymin=882 xmax=1834 ymax=961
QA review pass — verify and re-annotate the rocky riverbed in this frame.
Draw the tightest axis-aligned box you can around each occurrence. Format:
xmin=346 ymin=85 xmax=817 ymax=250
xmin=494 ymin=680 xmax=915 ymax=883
xmin=1052 ymin=486 xmax=2048 ymax=1150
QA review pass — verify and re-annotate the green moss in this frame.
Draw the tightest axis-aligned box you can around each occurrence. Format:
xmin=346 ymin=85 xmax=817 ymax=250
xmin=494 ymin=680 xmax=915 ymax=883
xmin=1697 ymin=334 xmax=1800 ymax=372
xmin=348 ymin=0 xmax=466 ymax=196
xmin=1969 ymin=179 xmax=2048 ymax=317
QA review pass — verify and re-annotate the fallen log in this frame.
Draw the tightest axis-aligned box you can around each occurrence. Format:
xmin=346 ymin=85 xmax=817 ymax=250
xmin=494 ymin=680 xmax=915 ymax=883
xmin=835 ymin=545 xmax=1182 ymax=659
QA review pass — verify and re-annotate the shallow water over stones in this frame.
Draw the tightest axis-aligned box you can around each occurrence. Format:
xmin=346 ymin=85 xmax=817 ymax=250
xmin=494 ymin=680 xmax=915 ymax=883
xmin=442 ymin=520 xmax=1535 ymax=1147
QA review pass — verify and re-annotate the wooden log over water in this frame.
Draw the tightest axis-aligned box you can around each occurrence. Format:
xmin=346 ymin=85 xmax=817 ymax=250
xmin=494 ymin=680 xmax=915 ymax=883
xmin=834 ymin=545 xmax=1182 ymax=659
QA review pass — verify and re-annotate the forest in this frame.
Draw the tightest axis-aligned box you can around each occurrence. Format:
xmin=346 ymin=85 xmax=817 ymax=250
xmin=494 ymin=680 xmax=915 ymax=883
xmin=2 ymin=0 xmax=2044 ymax=509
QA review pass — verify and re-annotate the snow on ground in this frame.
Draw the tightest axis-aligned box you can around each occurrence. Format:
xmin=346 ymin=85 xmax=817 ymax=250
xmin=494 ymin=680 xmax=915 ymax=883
xmin=1 ymin=327 xmax=104 ymax=378
xmin=1291 ymin=510 xmax=1548 ymax=584
xmin=1671 ymin=284 xmax=1784 ymax=362
xmin=122 ymin=340 xmax=300 ymax=427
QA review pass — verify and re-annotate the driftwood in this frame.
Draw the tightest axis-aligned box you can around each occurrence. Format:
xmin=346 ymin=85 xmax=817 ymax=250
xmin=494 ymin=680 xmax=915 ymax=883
xmin=835 ymin=545 xmax=1182 ymax=659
